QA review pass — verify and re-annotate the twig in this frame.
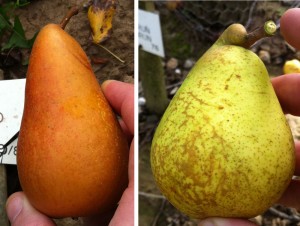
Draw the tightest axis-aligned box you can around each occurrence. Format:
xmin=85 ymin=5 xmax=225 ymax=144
xmin=268 ymin=207 xmax=300 ymax=222
xmin=291 ymin=1 xmax=300 ymax=8
xmin=152 ymin=199 xmax=166 ymax=226
xmin=243 ymin=20 xmax=277 ymax=48
xmin=139 ymin=124 xmax=157 ymax=149
xmin=165 ymin=80 xmax=184 ymax=90
xmin=245 ymin=0 xmax=257 ymax=29
xmin=139 ymin=191 xmax=166 ymax=199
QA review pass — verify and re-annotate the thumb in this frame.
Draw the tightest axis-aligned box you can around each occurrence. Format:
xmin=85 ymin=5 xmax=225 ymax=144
xmin=280 ymin=8 xmax=300 ymax=50
xmin=198 ymin=217 xmax=258 ymax=226
xmin=6 ymin=192 xmax=56 ymax=226
xmin=101 ymin=80 xmax=134 ymax=135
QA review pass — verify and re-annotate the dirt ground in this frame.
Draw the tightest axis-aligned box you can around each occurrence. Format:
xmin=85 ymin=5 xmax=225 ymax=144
xmin=3 ymin=0 xmax=134 ymax=84
xmin=1 ymin=0 xmax=133 ymax=225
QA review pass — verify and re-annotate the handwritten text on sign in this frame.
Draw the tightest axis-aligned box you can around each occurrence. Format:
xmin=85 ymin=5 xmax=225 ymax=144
xmin=0 ymin=139 xmax=17 ymax=165
xmin=0 ymin=79 xmax=25 ymax=165
xmin=138 ymin=9 xmax=165 ymax=57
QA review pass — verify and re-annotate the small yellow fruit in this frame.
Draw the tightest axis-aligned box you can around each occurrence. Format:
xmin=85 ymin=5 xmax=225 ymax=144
xmin=283 ymin=59 xmax=300 ymax=74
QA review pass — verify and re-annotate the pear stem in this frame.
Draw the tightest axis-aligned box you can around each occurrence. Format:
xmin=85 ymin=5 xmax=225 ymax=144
xmin=243 ymin=20 xmax=277 ymax=48
xmin=59 ymin=6 xmax=80 ymax=30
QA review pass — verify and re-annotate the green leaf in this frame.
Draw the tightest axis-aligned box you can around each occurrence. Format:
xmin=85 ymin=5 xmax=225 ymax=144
xmin=0 ymin=15 xmax=8 ymax=31
xmin=1 ymin=15 xmax=30 ymax=50
xmin=27 ymin=30 xmax=38 ymax=47
xmin=0 ymin=7 xmax=12 ymax=32
xmin=15 ymin=0 xmax=30 ymax=7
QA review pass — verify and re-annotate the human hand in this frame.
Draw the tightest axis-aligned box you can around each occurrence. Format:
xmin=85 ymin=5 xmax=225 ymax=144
xmin=198 ymin=8 xmax=300 ymax=226
xmin=6 ymin=80 xmax=134 ymax=226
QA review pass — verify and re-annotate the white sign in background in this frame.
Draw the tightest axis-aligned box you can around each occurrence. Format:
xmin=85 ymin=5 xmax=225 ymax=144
xmin=0 ymin=79 xmax=25 ymax=165
xmin=138 ymin=9 xmax=165 ymax=58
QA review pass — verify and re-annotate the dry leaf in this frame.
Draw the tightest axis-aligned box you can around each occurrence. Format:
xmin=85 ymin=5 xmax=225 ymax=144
xmin=166 ymin=1 xmax=183 ymax=11
xmin=88 ymin=0 xmax=117 ymax=44
xmin=90 ymin=56 xmax=109 ymax=64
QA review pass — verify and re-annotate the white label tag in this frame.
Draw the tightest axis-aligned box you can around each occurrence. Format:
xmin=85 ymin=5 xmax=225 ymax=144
xmin=0 ymin=79 xmax=25 ymax=165
xmin=0 ymin=138 xmax=17 ymax=165
xmin=138 ymin=9 xmax=165 ymax=57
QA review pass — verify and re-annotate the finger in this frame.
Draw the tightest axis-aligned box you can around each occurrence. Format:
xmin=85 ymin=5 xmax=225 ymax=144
xmin=82 ymin=208 xmax=115 ymax=226
xmin=198 ymin=217 xmax=258 ymax=226
xmin=101 ymin=80 xmax=134 ymax=135
xmin=83 ymin=142 xmax=134 ymax=226
xmin=6 ymin=192 xmax=56 ymax=226
xmin=293 ymin=141 xmax=300 ymax=175
xmin=271 ymin=74 xmax=300 ymax=115
xmin=108 ymin=140 xmax=134 ymax=226
xmin=108 ymin=187 xmax=134 ymax=226
xmin=280 ymin=8 xmax=300 ymax=50
xmin=278 ymin=179 xmax=300 ymax=210
xmin=118 ymin=118 xmax=133 ymax=143
xmin=278 ymin=141 xmax=300 ymax=209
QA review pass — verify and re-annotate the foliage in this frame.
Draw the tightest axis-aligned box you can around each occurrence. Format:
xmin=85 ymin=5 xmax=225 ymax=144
xmin=0 ymin=0 xmax=37 ymax=52
xmin=88 ymin=0 xmax=117 ymax=44
xmin=163 ymin=32 xmax=193 ymax=60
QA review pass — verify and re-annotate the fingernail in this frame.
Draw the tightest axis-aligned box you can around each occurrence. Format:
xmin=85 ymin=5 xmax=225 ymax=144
xmin=6 ymin=195 xmax=23 ymax=223
xmin=101 ymin=80 xmax=114 ymax=90
xmin=198 ymin=219 xmax=216 ymax=226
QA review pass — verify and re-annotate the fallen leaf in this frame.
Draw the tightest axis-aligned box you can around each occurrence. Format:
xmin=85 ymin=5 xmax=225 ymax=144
xmin=88 ymin=0 xmax=117 ymax=44
xmin=90 ymin=56 xmax=109 ymax=64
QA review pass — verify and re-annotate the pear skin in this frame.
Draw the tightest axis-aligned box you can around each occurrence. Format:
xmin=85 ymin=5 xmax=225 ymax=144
xmin=151 ymin=24 xmax=295 ymax=219
xmin=17 ymin=24 xmax=129 ymax=218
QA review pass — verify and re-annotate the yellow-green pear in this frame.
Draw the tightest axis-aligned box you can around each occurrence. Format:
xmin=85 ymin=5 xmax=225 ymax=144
xmin=151 ymin=21 xmax=295 ymax=219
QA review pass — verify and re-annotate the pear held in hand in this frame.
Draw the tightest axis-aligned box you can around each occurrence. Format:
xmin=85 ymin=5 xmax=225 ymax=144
xmin=17 ymin=10 xmax=129 ymax=218
xmin=151 ymin=21 xmax=295 ymax=219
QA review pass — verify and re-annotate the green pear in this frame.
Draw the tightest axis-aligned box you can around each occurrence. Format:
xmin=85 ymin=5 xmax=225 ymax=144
xmin=151 ymin=22 xmax=295 ymax=219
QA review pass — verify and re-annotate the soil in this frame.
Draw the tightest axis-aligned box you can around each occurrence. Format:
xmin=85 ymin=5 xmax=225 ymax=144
xmin=2 ymin=0 xmax=134 ymax=84
xmin=0 ymin=0 xmax=133 ymax=225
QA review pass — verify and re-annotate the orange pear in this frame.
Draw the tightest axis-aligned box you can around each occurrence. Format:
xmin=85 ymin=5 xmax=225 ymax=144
xmin=17 ymin=23 xmax=129 ymax=218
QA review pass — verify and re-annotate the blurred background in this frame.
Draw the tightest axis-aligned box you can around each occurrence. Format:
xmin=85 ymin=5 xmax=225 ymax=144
xmin=138 ymin=1 xmax=300 ymax=226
